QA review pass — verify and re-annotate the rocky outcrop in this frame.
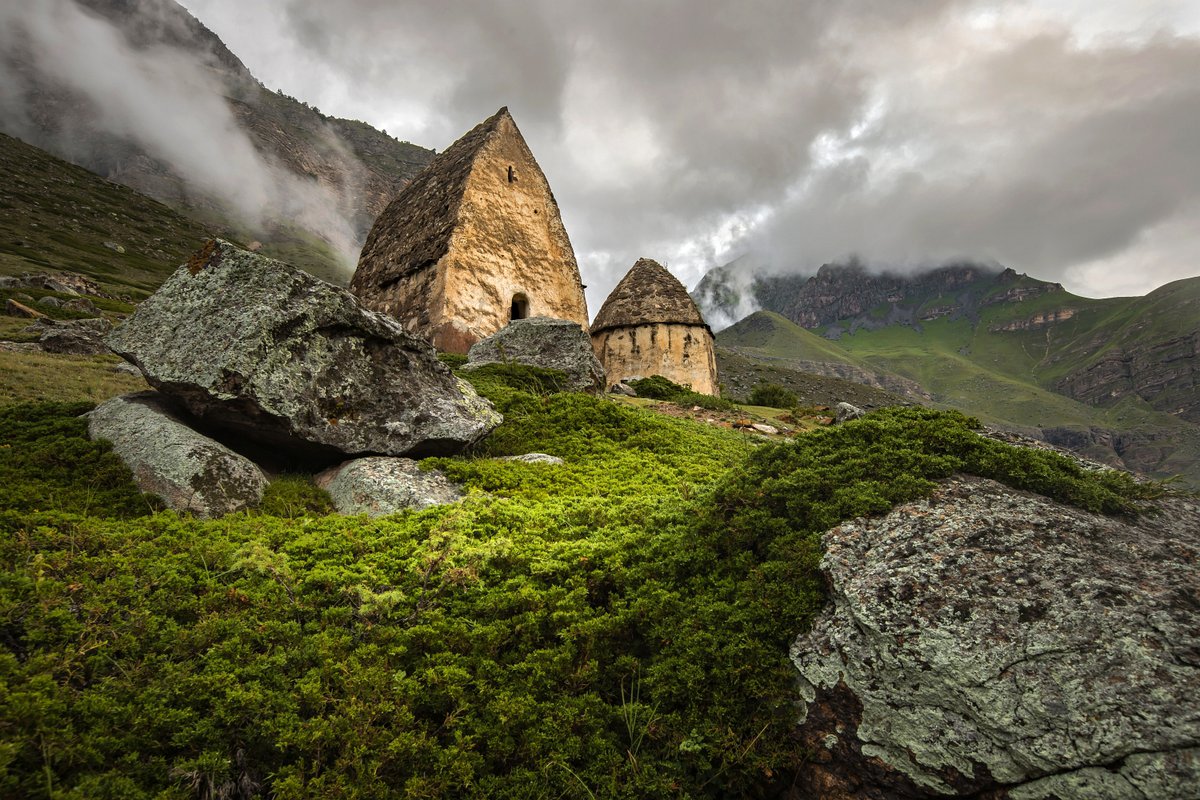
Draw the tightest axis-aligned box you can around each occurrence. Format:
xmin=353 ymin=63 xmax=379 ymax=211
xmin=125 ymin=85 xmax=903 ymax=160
xmin=463 ymin=316 xmax=605 ymax=393
xmin=790 ymin=476 xmax=1200 ymax=799
xmin=315 ymin=457 xmax=464 ymax=516
xmin=88 ymin=393 xmax=267 ymax=517
xmin=29 ymin=317 xmax=113 ymax=355
xmin=1055 ymin=332 xmax=1199 ymax=423
xmin=107 ymin=240 xmax=500 ymax=461
xmin=5 ymin=298 xmax=46 ymax=319
xmin=988 ymin=308 xmax=1076 ymax=331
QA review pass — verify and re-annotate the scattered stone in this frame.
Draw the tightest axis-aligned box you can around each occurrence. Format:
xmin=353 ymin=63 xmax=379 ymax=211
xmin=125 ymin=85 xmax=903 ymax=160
xmin=751 ymin=422 xmax=779 ymax=435
xmin=498 ymin=453 xmax=564 ymax=465
xmin=609 ymin=382 xmax=637 ymax=397
xmin=6 ymin=298 xmax=47 ymax=319
xmin=63 ymin=297 xmax=99 ymax=315
xmin=0 ymin=341 xmax=41 ymax=353
xmin=33 ymin=317 xmax=113 ymax=355
xmin=111 ymin=362 xmax=142 ymax=376
xmin=88 ymin=393 xmax=268 ymax=518
xmin=790 ymin=476 xmax=1200 ymax=799
xmin=246 ymin=241 xmax=263 ymax=252
xmin=107 ymin=240 xmax=501 ymax=460
xmin=315 ymin=456 xmax=464 ymax=516
xmin=102 ymin=241 xmax=126 ymax=254
xmin=463 ymin=316 xmax=605 ymax=393
xmin=834 ymin=401 xmax=865 ymax=423
xmin=37 ymin=296 xmax=65 ymax=308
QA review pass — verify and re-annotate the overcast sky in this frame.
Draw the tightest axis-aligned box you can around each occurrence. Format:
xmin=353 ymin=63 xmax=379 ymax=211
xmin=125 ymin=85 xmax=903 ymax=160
xmin=178 ymin=0 xmax=1200 ymax=305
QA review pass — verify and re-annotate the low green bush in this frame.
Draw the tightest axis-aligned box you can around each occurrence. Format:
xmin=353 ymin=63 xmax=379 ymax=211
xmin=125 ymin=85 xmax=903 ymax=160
xmin=0 ymin=399 xmax=1155 ymax=798
xmin=0 ymin=401 xmax=160 ymax=517
xmin=746 ymin=383 xmax=798 ymax=409
xmin=628 ymin=375 xmax=738 ymax=412
xmin=258 ymin=475 xmax=335 ymax=518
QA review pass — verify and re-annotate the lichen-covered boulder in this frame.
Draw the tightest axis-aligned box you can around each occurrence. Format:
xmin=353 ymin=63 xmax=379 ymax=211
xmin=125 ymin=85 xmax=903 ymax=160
xmin=315 ymin=456 xmax=464 ymax=516
xmin=87 ymin=392 xmax=267 ymax=518
xmin=30 ymin=317 xmax=113 ymax=355
xmin=497 ymin=453 xmax=564 ymax=465
xmin=107 ymin=240 xmax=500 ymax=460
xmin=790 ymin=476 xmax=1200 ymax=799
xmin=834 ymin=401 xmax=865 ymax=423
xmin=463 ymin=316 xmax=605 ymax=393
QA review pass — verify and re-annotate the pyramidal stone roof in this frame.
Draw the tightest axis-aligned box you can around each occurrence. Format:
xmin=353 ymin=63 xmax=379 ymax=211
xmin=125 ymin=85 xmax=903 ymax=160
xmin=591 ymin=258 xmax=710 ymax=335
xmin=352 ymin=107 xmax=516 ymax=289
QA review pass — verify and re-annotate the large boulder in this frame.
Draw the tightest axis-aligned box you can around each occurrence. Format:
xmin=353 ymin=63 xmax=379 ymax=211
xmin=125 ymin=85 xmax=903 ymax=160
xmin=315 ymin=457 xmax=464 ymax=516
xmin=107 ymin=240 xmax=500 ymax=460
xmin=790 ymin=476 xmax=1200 ymax=799
xmin=463 ymin=316 xmax=605 ymax=393
xmin=88 ymin=393 xmax=268 ymax=518
xmin=30 ymin=317 xmax=113 ymax=355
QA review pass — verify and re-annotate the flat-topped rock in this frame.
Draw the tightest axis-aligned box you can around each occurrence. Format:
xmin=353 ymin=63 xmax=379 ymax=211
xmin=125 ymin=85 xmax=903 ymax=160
xmin=107 ymin=240 xmax=500 ymax=461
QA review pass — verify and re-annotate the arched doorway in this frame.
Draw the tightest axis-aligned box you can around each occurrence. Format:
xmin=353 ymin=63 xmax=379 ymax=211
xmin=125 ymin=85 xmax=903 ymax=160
xmin=510 ymin=293 xmax=529 ymax=321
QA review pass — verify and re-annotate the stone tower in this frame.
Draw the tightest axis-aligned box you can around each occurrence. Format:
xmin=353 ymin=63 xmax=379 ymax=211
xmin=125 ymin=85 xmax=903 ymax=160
xmin=591 ymin=258 xmax=720 ymax=395
xmin=351 ymin=107 xmax=589 ymax=353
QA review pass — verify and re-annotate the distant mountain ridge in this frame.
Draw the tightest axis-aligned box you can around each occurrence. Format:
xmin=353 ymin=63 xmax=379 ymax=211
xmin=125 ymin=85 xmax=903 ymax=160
xmin=699 ymin=260 xmax=1200 ymax=485
xmin=0 ymin=0 xmax=435 ymax=280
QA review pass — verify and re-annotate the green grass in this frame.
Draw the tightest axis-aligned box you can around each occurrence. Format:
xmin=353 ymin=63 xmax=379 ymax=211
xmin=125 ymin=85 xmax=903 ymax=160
xmin=0 ymin=133 xmax=212 ymax=298
xmin=0 ymin=351 xmax=147 ymax=406
xmin=0 ymin=370 xmax=1158 ymax=798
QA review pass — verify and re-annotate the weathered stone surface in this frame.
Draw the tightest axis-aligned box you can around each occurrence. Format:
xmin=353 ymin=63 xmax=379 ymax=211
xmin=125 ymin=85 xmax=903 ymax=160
xmin=6 ymin=298 xmax=46 ymax=319
xmin=353 ymin=107 xmax=589 ymax=353
xmin=88 ymin=392 xmax=267 ymax=517
xmin=751 ymin=423 xmax=779 ymax=435
xmin=609 ymin=382 xmax=637 ymax=397
xmin=498 ymin=453 xmax=564 ymax=465
xmin=834 ymin=402 xmax=864 ymax=423
xmin=463 ymin=316 xmax=604 ymax=392
xmin=790 ymin=476 xmax=1200 ymax=799
xmin=315 ymin=456 xmax=463 ymax=516
xmin=107 ymin=240 xmax=500 ymax=460
xmin=30 ymin=317 xmax=113 ymax=355
xmin=592 ymin=259 xmax=719 ymax=396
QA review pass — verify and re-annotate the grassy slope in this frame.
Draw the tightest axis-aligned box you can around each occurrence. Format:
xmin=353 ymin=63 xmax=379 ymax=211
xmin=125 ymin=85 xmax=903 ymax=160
xmin=719 ymin=302 xmax=1200 ymax=483
xmin=0 ymin=133 xmax=212 ymax=298
xmin=0 ymin=365 xmax=1155 ymax=798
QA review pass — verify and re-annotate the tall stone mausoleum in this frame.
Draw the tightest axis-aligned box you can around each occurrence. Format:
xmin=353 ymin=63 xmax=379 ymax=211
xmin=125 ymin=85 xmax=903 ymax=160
xmin=591 ymin=258 xmax=720 ymax=396
xmin=351 ymin=107 xmax=589 ymax=353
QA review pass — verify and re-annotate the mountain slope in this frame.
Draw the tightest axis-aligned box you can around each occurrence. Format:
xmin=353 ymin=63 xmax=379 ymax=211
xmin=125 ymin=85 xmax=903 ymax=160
xmin=0 ymin=132 xmax=210 ymax=295
xmin=711 ymin=268 xmax=1200 ymax=485
xmin=0 ymin=0 xmax=434 ymax=281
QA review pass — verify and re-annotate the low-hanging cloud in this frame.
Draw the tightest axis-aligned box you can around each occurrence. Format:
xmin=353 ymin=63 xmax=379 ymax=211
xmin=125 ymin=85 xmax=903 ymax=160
xmin=179 ymin=0 xmax=1200 ymax=306
xmin=0 ymin=0 xmax=365 ymax=270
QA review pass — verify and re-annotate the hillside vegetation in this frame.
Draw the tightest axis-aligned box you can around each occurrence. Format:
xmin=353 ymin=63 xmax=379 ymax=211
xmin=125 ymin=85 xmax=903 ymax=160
xmin=0 ymin=363 xmax=1157 ymax=798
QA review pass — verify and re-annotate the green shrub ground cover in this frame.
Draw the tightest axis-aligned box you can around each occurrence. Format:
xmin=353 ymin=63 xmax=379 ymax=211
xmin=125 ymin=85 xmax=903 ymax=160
xmin=0 ymin=372 xmax=1156 ymax=798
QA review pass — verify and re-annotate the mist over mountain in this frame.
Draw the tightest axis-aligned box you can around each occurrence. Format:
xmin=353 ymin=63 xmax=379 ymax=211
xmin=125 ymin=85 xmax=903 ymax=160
xmin=0 ymin=0 xmax=433 ymax=280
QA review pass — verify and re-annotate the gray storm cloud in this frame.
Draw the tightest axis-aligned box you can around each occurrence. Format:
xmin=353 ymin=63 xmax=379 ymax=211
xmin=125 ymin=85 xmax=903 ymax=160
xmin=0 ymin=0 xmax=364 ymax=270
xmin=181 ymin=0 xmax=1200 ymax=305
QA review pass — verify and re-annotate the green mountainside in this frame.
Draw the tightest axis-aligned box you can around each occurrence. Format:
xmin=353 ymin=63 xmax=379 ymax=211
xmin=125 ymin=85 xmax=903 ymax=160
xmin=0 ymin=132 xmax=210 ymax=297
xmin=714 ymin=277 xmax=1200 ymax=485
xmin=2 ymin=0 xmax=434 ymax=282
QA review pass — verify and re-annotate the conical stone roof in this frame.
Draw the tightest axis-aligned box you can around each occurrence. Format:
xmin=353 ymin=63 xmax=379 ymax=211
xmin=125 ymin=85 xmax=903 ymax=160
xmin=591 ymin=258 xmax=709 ymax=335
xmin=352 ymin=107 xmax=514 ymax=289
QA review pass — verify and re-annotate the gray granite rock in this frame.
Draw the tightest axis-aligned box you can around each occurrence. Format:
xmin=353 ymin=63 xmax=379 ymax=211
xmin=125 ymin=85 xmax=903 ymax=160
xmin=498 ymin=453 xmax=564 ymax=465
xmin=790 ymin=476 xmax=1200 ymax=799
xmin=88 ymin=392 xmax=267 ymax=518
xmin=464 ymin=316 xmax=605 ymax=393
xmin=107 ymin=240 xmax=500 ymax=460
xmin=32 ymin=317 xmax=113 ymax=355
xmin=834 ymin=401 xmax=865 ymax=423
xmin=315 ymin=456 xmax=464 ymax=516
